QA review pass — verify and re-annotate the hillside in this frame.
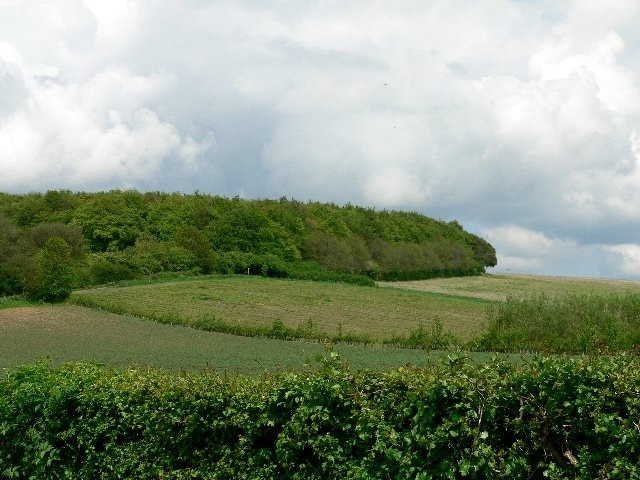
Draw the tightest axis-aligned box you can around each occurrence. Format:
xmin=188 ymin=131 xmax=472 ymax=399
xmin=0 ymin=190 xmax=496 ymax=298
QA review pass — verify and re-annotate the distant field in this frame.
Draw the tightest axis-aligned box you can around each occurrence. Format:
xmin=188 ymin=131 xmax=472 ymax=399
xmin=71 ymin=276 xmax=492 ymax=344
xmin=378 ymin=273 xmax=640 ymax=301
xmin=0 ymin=305 xmax=461 ymax=374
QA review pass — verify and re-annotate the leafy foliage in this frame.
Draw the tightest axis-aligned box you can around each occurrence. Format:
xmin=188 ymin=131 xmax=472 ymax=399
xmin=1 ymin=355 xmax=638 ymax=478
xmin=0 ymin=219 xmax=85 ymax=301
xmin=23 ymin=237 xmax=77 ymax=302
xmin=0 ymin=190 xmax=496 ymax=295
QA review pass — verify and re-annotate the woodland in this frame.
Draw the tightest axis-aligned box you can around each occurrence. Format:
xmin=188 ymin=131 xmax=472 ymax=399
xmin=0 ymin=189 xmax=496 ymax=301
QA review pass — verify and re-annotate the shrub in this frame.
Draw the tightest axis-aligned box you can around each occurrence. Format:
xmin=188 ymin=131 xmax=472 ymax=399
xmin=403 ymin=318 xmax=457 ymax=350
xmin=88 ymin=257 xmax=137 ymax=285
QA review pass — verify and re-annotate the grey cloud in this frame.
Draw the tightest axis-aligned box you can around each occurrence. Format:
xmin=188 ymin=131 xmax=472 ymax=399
xmin=2 ymin=0 xmax=640 ymax=279
xmin=0 ymin=60 xmax=27 ymax=117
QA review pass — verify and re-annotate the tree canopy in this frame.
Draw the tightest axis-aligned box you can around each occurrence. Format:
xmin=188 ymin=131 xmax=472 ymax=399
xmin=0 ymin=190 xmax=496 ymax=297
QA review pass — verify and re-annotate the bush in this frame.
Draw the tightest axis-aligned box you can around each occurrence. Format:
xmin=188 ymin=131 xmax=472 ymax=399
xmin=88 ymin=257 xmax=137 ymax=285
xmin=123 ymin=236 xmax=200 ymax=275
xmin=395 ymin=318 xmax=457 ymax=350
xmin=0 ymin=265 xmax=19 ymax=297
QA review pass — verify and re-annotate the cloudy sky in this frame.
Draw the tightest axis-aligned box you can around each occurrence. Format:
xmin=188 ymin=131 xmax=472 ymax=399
xmin=1 ymin=0 xmax=640 ymax=279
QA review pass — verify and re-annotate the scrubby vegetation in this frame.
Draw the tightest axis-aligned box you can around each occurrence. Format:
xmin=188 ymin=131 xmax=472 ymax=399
xmin=477 ymin=292 xmax=640 ymax=354
xmin=0 ymin=190 xmax=496 ymax=300
xmin=1 ymin=354 xmax=639 ymax=479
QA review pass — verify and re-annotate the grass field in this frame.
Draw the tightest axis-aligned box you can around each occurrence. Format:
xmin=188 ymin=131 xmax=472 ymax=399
xmin=2 ymin=273 xmax=639 ymax=373
xmin=71 ymin=276 xmax=492 ymax=343
xmin=378 ymin=273 xmax=640 ymax=300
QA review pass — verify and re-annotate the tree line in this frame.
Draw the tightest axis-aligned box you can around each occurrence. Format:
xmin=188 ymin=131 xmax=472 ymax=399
xmin=0 ymin=190 xmax=496 ymax=300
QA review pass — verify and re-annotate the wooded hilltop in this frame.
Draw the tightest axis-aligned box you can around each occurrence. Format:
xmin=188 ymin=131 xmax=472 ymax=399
xmin=0 ymin=190 xmax=496 ymax=300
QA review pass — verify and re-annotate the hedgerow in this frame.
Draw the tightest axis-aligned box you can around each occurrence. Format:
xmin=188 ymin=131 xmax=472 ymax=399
xmin=1 ymin=353 xmax=639 ymax=479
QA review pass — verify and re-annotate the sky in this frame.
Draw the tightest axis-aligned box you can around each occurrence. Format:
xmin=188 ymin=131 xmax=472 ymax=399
xmin=1 ymin=0 xmax=640 ymax=280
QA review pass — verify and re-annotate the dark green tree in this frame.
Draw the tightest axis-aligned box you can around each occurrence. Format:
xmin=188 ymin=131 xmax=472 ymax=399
xmin=175 ymin=225 xmax=216 ymax=274
xmin=0 ymin=215 xmax=20 ymax=295
xmin=23 ymin=237 xmax=77 ymax=302
xmin=27 ymin=222 xmax=86 ymax=257
xmin=468 ymin=234 xmax=497 ymax=269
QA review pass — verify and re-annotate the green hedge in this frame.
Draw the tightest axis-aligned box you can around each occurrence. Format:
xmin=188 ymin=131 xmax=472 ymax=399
xmin=1 ymin=354 xmax=639 ymax=479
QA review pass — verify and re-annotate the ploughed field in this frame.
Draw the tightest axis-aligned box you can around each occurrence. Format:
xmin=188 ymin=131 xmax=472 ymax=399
xmin=1 ymin=273 xmax=639 ymax=373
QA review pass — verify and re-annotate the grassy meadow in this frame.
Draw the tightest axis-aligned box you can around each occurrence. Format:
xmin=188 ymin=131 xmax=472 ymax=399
xmin=2 ymin=273 xmax=639 ymax=373
xmin=70 ymin=276 xmax=492 ymax=344
xmin=378 ymin=273 xmax=640 ymax=300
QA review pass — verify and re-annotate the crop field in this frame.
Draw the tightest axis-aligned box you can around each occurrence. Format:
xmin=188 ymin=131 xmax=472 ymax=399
xmin=0 ymin=305 xmax=454 ymax=374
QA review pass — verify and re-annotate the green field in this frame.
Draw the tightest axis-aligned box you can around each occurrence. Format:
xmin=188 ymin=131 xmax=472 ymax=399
xmin=379 ymin=273 xmax=640 ymax=300
xmin=70 ymin=276 xmax=492 ymax=343
xmin=2 ymin=273 xmax=639 ymax=373
xmin=0 ymin=305 xmax=449 ymax=374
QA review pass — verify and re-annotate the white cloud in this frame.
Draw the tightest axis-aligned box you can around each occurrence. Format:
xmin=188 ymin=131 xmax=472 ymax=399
xmin=481 ymin=225 xmax=569 ymax=257
xmin=0 ymin=59 xmax=212 ymax=190
xmin=559 ymin=130 xmax=640 ymax=222
xmin=82 ymin=0 xmax=139 ymax=53
xmin=607 ymin=244 xmax=640 ymax=276
xmin=80 ymin=68 xmax=175 ymax=117
xmin=0 ymin=59 xmax=27 ymax=118
xmin=481 ymin=224 xmax=638 ymax=279
xmin=0 ymin=41 xmax=23 ymax=66
xmin=529 ymin=31 xmax=640 ymax=115
xmin=0 ymin=105 xmax=188 ymax=188
xmin=492 ymin=254 xmax=543 ymax=272
xmin=363 ymin=168 xmax=430 ymax=206
xmin=481 ymin=67 xmax=612 ymax=161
